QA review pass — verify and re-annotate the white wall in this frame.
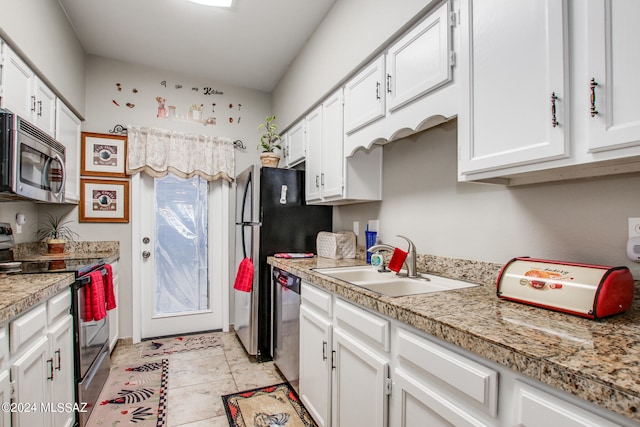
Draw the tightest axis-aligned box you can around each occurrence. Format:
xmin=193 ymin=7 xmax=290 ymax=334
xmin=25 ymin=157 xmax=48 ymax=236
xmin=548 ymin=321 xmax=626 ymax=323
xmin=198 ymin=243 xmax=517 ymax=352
xmin=334 ymin=120 xmax=640 ymax=278
xmin=272 ymin=0 xmax=436 ymax=129
xmin=0 ymin=0 xmax=86 ymax=115
xmin=76 ymin=55 xmax=271 ymax=339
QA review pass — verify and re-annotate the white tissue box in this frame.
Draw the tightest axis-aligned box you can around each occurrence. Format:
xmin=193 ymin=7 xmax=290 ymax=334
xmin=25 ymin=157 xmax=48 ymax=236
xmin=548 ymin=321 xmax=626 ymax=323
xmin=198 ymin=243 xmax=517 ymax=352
xmin=317 ymin=231 xmax=356 ymax=259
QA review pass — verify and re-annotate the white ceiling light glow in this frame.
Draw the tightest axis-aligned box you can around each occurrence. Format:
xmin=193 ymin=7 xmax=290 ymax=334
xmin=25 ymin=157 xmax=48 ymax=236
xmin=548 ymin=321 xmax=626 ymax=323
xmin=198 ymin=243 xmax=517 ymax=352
xmin=188 ymin=0 xmax=234 ymax=7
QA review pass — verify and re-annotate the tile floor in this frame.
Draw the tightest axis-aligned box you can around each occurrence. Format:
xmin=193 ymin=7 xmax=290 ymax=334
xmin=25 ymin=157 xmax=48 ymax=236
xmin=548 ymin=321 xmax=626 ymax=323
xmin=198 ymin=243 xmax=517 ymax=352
xmin=90 ymin=331 xmax=285 ymax=426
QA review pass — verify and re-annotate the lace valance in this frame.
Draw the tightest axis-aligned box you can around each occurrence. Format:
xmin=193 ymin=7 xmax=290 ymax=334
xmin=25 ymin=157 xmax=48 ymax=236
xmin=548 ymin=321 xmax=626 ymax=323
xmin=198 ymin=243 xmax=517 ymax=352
xmin=126 ymin=126 xmax=235 ymax=182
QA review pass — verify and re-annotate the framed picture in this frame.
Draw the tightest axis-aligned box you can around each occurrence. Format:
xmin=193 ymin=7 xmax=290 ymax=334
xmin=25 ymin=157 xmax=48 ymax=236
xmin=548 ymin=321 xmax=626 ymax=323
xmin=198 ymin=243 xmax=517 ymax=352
xmin=79 ymin=178 xmax=130 ymax=223
xmin=81 ymin=132 xmax=127 ymax=177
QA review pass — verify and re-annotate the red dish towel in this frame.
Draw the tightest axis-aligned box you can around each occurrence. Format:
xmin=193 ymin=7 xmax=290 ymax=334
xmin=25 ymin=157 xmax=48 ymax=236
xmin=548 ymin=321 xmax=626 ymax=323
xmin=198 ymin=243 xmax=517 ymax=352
xmin=89 ymin=270 xmax=107 ymax=321
xmin=233 ymin=258 xmax=253 ymax=292
xmin=234 ymin=258 xmax=254 ymax=292
xmin=388 ymin=248 xmax=408 ymax=273
xmin=103 ymin=264 xmax=117 ymax=311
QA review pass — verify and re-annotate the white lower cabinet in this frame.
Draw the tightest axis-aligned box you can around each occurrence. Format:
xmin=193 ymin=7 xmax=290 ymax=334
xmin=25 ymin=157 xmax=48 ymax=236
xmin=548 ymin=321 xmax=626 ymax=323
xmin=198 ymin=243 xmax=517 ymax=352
xmin=299 ymin=304 xmax=332 ymax=427
xmin=299 ymin=281 xmax=637 ymax=427
xmin=300 ymin=283 xmax=390 ymax=427
xmin=332 ymin=328 xmax=389 ymax=427
xmin=0 ymin=370 xmax=10 ymax=427
xmin=392 ymin=328 xmax=497 ymax=427
xmin=7 ymin=289 xmax=75 ymax=427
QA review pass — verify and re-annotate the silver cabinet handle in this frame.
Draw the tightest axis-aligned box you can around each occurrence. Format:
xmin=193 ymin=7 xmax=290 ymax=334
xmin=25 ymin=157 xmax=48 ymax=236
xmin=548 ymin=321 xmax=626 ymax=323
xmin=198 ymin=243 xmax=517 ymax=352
xmin=142 ymin=251 xmax=151 ymax=259
xmin=376 ymin=82 xmax=380 ymax=100
xmin=386 ymin=74 xmax=392 ymax=94
xmin=322 ymin=340 xmax=327 ymax=361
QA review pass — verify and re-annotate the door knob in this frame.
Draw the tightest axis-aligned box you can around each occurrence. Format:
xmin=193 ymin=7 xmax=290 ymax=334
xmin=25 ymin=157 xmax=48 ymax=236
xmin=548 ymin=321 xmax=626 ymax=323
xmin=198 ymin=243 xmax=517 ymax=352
xmin=142 ymin=251 xmax=151 ymax=259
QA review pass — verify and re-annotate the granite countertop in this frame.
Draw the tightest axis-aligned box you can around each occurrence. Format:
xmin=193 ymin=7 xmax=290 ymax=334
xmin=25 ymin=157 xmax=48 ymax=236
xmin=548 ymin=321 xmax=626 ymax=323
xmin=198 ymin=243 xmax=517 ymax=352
xmin=268 ymin=255 xmax=640 ymax=422
xmin=0 ymin=241 xmax=120 ymax=325
xmin=0 ymin=272 xmax=75 ymax=324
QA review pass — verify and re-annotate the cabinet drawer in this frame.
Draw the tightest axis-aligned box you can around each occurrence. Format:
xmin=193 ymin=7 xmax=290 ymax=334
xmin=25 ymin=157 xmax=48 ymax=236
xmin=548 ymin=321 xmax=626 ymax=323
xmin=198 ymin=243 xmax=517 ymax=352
xmin=301 ymin=282 xmax=332 ymax=317
xmin=513 ymin=381 xmax=619 ymax=427
xmin=47 ymin=290 xmax=71 ymax=326
xmin=10 ymin=304 xmax=46 ymax=355
xmin=397 ymin=328 xmax=498 ymax=417
xmin=335 ymin=299 xmax=389 ymax=352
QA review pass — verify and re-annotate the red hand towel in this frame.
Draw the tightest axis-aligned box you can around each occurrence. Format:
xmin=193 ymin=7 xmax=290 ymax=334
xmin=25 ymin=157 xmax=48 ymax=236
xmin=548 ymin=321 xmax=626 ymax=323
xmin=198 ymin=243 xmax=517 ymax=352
xmin=82 ymin=283 xmax=92 ymax=321
xmin=89 ymin=270 xmax=107 ymax=321
xmin=103 ymin=264 xmax=117 ymax=310
xmin=388 ymin=248 xmax=408 ymax=273
xmin=234 ymin=258 xmax=254 ymax=292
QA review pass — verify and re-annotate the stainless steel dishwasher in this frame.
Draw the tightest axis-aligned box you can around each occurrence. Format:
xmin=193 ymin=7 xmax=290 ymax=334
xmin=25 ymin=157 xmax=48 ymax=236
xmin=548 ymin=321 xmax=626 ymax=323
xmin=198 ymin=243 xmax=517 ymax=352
xmin=273 ymin=267 xmax=301 ymax=392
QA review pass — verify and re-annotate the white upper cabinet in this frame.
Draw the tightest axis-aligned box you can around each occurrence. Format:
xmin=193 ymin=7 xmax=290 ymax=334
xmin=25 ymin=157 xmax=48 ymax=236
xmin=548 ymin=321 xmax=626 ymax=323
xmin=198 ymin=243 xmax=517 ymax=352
xmin=344 ymin=56 xmax=386 ymax=135
xmin=344 ymin=0 xmax=457 ymax=156
xmin=458 ymin=0 xmax=570 ymax=177
xmin=284 ymin=119 xmax=306 ymax=167
xmin=586 ymin=0 xmax=640 ymax=153
xmin=33 ymin=78 xmax=56 ymax=136
xmin=2 ymin=46 xmax=36 ymax=120
xmin=385 ymin=2 xmax=452 ymax=113
xmin=458 ymin=0 xmax=640 ymax=185
xmin=2 ymin=46 xmax=56 ymax=136
xmin=305 ymin=105 xmax=323 ymax=202
xmin=55 ymin=99 xmax=81 ymax=204
xmin=320 ymin=90 xmax=345 ymax=199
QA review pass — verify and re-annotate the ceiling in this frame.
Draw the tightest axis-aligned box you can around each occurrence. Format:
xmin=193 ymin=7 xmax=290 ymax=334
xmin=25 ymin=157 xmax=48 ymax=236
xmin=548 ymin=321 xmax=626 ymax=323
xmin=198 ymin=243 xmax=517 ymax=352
xmin=57 ymin=0 xmax=337 ymax=92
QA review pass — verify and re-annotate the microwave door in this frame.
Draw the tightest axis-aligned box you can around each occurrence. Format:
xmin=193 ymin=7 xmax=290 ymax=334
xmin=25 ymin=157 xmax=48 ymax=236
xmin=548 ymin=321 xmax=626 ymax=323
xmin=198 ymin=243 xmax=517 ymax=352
xmin=42 ymin=153 xmax=65 ymax=202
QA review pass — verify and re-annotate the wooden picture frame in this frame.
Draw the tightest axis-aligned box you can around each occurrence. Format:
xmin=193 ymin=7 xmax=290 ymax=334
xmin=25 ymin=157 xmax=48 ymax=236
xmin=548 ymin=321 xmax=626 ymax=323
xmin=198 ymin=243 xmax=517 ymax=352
xmin=79 ymin=178 xmax=130 ymax=223
xmin=81 ymin=132 xmax=127 ymax=178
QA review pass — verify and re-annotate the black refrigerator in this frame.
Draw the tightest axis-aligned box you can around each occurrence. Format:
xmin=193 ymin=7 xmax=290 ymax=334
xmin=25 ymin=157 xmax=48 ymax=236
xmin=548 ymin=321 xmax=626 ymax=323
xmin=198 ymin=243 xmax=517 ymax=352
xmin=234 ymin=165 xmax=332 ymax=361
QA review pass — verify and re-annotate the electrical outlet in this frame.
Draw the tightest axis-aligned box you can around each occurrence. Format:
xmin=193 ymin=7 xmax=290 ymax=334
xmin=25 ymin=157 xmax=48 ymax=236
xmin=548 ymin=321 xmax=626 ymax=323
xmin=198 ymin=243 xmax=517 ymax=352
xmin=628 ymin=218 xmax=640 ymax=238
xmin=353 ymin=221 xmax=360 ymax=236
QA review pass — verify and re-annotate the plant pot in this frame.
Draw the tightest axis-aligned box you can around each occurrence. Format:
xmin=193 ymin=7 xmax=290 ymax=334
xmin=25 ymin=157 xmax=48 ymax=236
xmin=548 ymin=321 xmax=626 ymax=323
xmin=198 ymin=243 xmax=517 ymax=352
xmin=260 ymin=152 xmax=281 ymax=168
xmin=46 ymin=239 xmax=67 ymax=254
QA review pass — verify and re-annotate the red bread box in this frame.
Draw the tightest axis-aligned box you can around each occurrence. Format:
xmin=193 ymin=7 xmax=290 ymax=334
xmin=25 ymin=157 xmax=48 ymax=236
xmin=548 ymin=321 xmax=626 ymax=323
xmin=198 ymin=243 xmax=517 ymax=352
xmin=496 ymin=257 xmax=635 ymax=319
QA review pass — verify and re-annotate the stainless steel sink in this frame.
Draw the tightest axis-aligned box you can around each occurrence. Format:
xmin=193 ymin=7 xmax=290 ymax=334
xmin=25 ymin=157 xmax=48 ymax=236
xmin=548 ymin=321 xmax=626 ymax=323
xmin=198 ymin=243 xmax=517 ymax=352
xmin=314 ymin=266 xmax=478 ymax=297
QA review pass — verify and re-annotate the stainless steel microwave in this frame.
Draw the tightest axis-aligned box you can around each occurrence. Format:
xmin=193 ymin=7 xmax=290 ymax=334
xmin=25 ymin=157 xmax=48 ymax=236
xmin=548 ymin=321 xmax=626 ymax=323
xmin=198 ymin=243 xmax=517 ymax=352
xmin=0 ymin=108 xmax=66 ymax=202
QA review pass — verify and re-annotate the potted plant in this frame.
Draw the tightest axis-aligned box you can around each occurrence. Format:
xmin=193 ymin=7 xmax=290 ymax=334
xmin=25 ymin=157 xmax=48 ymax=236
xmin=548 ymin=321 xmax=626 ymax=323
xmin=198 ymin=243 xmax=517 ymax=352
xmin=36 ymin=212 xmax=79 ymax=254
xmin=257 ymin=115 xmax=283 ymax=167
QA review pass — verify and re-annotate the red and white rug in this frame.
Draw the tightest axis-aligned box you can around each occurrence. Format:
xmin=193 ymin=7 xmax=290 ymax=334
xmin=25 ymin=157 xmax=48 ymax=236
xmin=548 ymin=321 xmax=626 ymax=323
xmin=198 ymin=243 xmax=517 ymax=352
xmin=89 ymin=359 xmax=169 ymax=426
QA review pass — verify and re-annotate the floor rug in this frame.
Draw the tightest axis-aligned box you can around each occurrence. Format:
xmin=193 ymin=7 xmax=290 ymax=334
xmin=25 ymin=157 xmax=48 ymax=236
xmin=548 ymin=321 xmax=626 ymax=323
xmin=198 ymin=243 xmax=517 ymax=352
xmin=89 ymin=359 xmax=168 ymax=426
xmin=141 ymin=332 xmax=223 ymax=357
xmin=222 ymin=383 xmax=317 ymax=427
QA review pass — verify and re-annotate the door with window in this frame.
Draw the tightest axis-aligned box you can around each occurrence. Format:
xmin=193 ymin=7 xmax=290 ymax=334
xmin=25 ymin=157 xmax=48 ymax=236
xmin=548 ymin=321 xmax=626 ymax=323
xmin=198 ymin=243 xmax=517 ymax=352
xmin=138 ymin=173 xmax=225 ymax=338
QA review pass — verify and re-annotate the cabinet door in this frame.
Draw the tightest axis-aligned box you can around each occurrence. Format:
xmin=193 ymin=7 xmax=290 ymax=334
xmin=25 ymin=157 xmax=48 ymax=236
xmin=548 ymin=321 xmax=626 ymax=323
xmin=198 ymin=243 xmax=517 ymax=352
xmin=386 ymin=1 xmax=452 ymax=113
xmin=300 ymin=305 xmax=333 ymax=427
xmin=333 ymin=328 xmax=389 ymax=427
xmin=305 ymin=105 xmax=323 ymax=202
xmin=55 ymin=100 xmax=81 ymax=203
xmin=11 ymin=336 xmax=50 ymax=427
xmin=458 ymin=0 xmax=569 ymax=175
xmin=286 ymin=120 xmax=306 ymax=167
xmin=393 ymin=368 xmax=490 ymax=427
xmin=33 ymin=78 xmax=56 ymax=137
xmin=0 ymin=370 xmax=10 ymax=427
xmin=48 ymin=316 xmax=74 ymax=427
xmin=2 ymin=47 xmax=35 ymax=120
xmin=344 ymin=56 xmax=386 ymax=134
xmin=321 ymin=90 xmax=344 ymax=199
xmin=586 ymin=0 xmax=640 ymax=152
